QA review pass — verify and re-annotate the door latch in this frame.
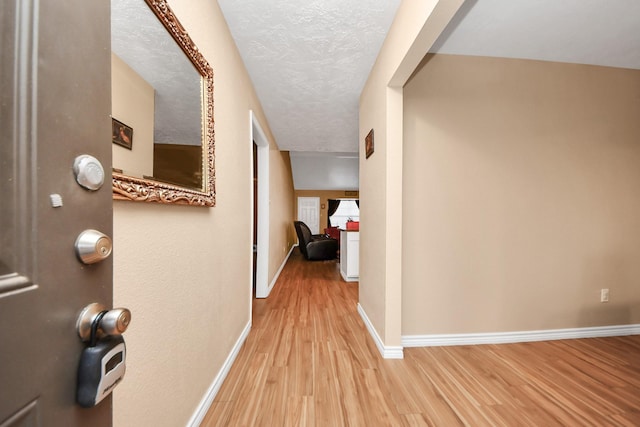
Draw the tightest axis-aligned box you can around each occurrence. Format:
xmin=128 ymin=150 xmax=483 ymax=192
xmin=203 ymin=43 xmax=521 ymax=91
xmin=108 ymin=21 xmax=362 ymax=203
xmin=76 ymin=303 xmax=130 ymax=342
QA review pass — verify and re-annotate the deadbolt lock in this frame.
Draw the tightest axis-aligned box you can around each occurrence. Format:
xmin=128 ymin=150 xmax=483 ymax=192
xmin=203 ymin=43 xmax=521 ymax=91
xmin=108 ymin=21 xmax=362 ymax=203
xmin=75 ymin=229 xmax=112 ymax=264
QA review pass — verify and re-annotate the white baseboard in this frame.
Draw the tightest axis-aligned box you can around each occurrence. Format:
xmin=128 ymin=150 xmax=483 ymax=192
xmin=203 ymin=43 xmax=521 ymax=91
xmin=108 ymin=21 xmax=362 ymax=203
xmin=187 ymin=321 xmax=252 ymax=427
xmin=340 ymin=269 xmax=358 ymax=282
xmin=402 ymin=323 xmax=640 ymax=347
xmin=357 ymin=303 xmax=404 ymax=359
xmin=264 ymin=244 xmax=295 ymax=297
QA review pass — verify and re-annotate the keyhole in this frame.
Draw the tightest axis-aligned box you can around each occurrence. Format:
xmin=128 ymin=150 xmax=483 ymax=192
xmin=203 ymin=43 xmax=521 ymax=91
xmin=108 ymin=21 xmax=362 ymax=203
xmin=75 ymin=230 xmax=112 ymax=264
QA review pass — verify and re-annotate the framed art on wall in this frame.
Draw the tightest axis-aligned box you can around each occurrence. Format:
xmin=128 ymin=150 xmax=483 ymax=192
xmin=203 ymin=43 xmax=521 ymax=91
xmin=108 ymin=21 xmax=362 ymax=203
xmin=365 ymin=128 xmax=374 ymax=159
xmin=112 ymin=118 xmax=133 ymax=150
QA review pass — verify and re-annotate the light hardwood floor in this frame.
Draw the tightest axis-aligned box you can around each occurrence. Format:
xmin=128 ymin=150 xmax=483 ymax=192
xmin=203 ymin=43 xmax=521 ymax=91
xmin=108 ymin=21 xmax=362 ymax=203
xmin=203 ymin=249 xmax=640 ymax=426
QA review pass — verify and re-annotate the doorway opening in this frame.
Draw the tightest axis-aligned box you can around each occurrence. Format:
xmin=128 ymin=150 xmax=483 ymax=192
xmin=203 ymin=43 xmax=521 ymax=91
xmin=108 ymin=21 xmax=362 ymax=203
xmin=252 ymin=142 xmax=258 ymax=296
xmin=251 ymin=111 xmax=270 ymax=299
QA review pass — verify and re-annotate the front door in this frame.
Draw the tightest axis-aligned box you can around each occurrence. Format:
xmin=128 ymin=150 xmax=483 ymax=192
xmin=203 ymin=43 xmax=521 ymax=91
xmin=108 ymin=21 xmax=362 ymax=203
xmin=1 ymin=1 xmax=112 ymax=425
xmin=297 ymin=197 xmax=320 ymax=235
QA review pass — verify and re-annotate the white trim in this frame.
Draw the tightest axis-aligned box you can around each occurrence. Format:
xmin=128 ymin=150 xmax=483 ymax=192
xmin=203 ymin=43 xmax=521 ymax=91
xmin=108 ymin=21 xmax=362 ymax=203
xmin=402 ymin=324 xmax=640 ymax=347
xmin=340 ymin=270 xmax=358 ymax=282
xmin=357 ymin=303 xmax=404 ymax=359
xmin=251 ymin=111 xmax=270 ymax=299
xmin=186 ymin=321 xmax=252 ymax=427
xmin=265 ymin=244 xmax=295 ymax=297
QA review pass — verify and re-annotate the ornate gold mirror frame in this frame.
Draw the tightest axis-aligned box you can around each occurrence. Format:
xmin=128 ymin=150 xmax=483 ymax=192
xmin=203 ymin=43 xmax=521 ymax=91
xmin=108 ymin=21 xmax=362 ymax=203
xmin=112 ymin=0 xmax=215 ymax=206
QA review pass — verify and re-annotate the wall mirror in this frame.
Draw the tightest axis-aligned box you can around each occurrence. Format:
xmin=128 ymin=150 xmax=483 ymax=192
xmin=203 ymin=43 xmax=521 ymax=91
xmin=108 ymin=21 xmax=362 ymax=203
xmin=111 ymin=0 xmax=215 ymax=206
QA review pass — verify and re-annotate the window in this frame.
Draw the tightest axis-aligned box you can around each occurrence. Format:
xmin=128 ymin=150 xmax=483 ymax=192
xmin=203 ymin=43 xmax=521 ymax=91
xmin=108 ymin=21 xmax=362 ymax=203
xmin=329 ymin=200 xmax=359 ymax=229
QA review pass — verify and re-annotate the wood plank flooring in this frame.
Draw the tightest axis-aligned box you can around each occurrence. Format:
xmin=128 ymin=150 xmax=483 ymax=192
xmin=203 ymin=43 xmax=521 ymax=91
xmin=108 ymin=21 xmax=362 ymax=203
xmin=202 ymin=249 xmax=640 ymax=426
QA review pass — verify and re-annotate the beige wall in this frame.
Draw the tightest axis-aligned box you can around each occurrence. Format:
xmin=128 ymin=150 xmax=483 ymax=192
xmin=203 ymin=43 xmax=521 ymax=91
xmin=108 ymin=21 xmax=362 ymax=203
xmin=403 ymin=54 xmax=640 ymax=335
xmin=359 ymin=0 xmax=462 ymax=349
xmin=111 ymin=53 xmax=154 ymax=177
xmin=270 ymin=150 xmax=297 ymax=275
xmin=294 ymin=190 xmax=360 ymax=232
xmin=112 ymin=1 xmax=294 ymax=425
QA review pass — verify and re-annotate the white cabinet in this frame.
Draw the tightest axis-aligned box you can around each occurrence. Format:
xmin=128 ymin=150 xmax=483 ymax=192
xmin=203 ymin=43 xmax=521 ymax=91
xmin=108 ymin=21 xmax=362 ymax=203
xmin=340 ymin=230 xmax=359 ymax=282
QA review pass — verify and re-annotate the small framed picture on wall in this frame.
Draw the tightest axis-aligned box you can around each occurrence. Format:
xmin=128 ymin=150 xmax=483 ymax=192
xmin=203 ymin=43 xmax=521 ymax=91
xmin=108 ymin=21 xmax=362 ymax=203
xmin=112 ymin=118 xmax=133 ymax=150
xmin=365 ymin=128 xmax=374 ymax=159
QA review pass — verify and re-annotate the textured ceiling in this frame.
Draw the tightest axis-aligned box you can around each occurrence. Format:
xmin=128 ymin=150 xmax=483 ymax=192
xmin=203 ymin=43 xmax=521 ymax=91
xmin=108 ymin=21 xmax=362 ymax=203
xmin=218 ymin=0 xmax=639 ymax=190
xmin=218 ymin=0 xmax=401 ymax=154
xmin=219 ymin=0 xmax=640 ymax=153
xmin=431 ymin=0 xmax=640 ymax=71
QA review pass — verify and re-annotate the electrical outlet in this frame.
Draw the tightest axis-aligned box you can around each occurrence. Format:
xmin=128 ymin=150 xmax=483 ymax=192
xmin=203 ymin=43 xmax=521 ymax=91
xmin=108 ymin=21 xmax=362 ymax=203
xmin=600 ymin=288 xmax=609 ymax=303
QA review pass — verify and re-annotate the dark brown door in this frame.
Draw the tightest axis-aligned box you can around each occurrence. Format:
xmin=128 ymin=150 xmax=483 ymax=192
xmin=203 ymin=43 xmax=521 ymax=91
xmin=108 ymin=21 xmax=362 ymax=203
xmin=1 ymin=0 xmax=112 ymax=425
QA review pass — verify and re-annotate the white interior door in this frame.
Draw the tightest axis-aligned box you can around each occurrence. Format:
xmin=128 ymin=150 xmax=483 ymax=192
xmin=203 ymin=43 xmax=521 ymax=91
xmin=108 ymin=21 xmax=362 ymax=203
xmin=297 ymin=197 xmax=320 ymax=234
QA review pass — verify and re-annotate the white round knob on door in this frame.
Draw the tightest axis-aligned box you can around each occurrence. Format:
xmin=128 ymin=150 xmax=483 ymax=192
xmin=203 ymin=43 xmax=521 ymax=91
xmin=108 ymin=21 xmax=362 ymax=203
xmin=73 ymin=154 xmax=105 ymax=191
xmin=75 ymin=229 xmax=113 ymax=264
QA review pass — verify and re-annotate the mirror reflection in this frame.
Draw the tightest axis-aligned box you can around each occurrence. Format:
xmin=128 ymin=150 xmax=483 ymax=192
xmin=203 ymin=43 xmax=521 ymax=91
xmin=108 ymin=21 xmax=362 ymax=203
xmin=111 ymin=0 xmax=214 ymax=202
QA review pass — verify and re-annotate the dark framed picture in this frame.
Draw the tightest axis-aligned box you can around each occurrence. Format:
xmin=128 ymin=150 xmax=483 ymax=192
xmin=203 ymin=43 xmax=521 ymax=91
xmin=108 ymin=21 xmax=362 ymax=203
xmin=112 ymin=118 xmax=133 ymax=150
xmin=365 ymin=128 xmax=374 ymax=159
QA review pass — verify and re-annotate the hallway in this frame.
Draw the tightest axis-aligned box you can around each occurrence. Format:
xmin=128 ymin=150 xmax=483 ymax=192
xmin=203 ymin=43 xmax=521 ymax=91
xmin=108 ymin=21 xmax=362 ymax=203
xmin=202 ymin=249 xmax=640 ymax=426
